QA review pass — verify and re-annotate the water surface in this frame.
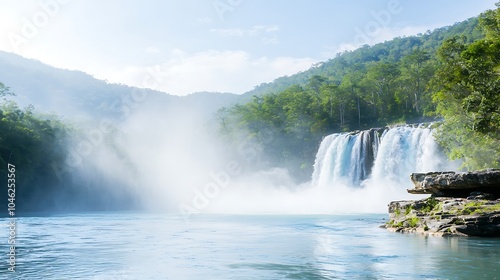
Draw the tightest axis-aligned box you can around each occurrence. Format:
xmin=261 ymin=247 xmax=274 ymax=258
xmin=1 ymin=213 xmax=499 ymax=279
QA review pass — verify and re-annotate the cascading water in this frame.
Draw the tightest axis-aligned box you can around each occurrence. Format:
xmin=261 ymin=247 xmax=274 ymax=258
xmin=312 ymin=124 xmax=457 ymax=188
xmin=312 ymin=128 xmax=381 ymax=187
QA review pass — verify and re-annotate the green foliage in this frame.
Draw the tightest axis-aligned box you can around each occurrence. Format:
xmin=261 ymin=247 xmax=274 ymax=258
xmin=406 ymin=217 xmax=420 ymax=228
xmin=461 ymin=201 xmax=485 ymax=215
xmin=405 ymin=205 xmax=413 ymax=215
xmin=221 ymin=84 xmax=328 ymax=180
xmin=474 ymin=203 xmax=500 ymax=214
xmin=395 ymin=208 xmax=401 ymax=216
xmin=0 ymin=89 xmax=72 ymax=211
xmin=421 ymin=197 xmax=440 ymax=213
xmin=245 ymin=17 xmax=483 ymax=98
xmin=431 ymin=3 xmax=500 ymax=170
xmin=462 ymin=207 xmax=473 ymax=215
xmin=0 ymin=82 xmax=14 ymax=99
xmin=465 ymin=201 xmax=485 ymax=208
xmin=1 ymin=82 xmax=141 ymax=212
xmin=459 ymin=201 xmax=500 ymax=215
xmin=394 ymin=221 xmax=404 ymax=228
xmin=220 ymin=9 xmax=496 ymax=180
xmin=224 ymin=47 xmax=445 ymax=181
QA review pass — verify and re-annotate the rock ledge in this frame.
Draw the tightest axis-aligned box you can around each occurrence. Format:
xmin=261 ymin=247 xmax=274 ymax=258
xmin=408 ymin=169 xmax=500 ymax=197
xmin=384 ymin=169 xmax=500 ymax=237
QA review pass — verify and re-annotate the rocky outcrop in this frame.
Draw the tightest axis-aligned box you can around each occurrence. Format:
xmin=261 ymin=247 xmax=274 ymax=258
xmin=385 ymin=196 xmax=500 ymax=237
xmin=385 ymin=169 xmax=500 ymax=237
xmin=407 ymin=169 xmax=500 ymax=197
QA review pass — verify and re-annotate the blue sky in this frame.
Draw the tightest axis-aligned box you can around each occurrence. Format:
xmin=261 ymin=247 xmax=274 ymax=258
xmin=0 ymin=0 xmax=497 ymax=95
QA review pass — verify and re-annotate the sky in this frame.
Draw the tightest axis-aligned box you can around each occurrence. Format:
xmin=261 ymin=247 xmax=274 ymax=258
xmin=0 ymin=0 xmax=498 ymax=96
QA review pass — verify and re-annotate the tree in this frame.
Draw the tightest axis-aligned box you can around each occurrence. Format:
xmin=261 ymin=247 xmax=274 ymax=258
xmin=398 ymin=49 xmax=434 ymax=115
xmin=432 ymin=3 xmax=500 ymax=169
xmin=0 ymin=82 xmax=15 ymax=100
xmin=363 ymin=62 xmax=401 ymax=122
xmin=307 ymin=75 xmax=327 ymax=110
xmin=340 ymin=67 xmax=365 ymax=129
xmin=218 ymin=8 xmax=497 ymax=180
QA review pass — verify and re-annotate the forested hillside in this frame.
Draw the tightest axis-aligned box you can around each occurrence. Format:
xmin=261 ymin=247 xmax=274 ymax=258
xmin=0 ymin=51 xmax=242 ymax=213
xmin=220 ymin=7 xmax=500 ymax=182
xmin=432 ymin=4 xmax=500 ymax=171
xmin=0 ymin=84 xmax=70 ymax=211
xmin=0 ymin=51 xmax=241 ymax=120
xmin=243 ymin=17 xmax=483 ymax=99
xmin=0 ymin=83 xmax=136 ymax=212
xmin=1 ymin=4 xmax=499 ymax=211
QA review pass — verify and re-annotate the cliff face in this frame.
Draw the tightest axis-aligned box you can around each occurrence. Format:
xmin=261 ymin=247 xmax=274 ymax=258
xmin=384 ymin=169 xmax=500 ymax=237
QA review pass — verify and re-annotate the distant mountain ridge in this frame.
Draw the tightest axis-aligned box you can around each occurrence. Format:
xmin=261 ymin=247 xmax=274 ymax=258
xmin=241 ymin=17 xmax=483 ymax=98
xmin=0 ymin=51 xmax=241 ymax=119
xmin=0 ymin=17 xmax=483 ymax=119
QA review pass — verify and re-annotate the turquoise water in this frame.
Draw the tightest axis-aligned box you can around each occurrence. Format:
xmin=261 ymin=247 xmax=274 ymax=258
xmin=1 ymin=213 xmax=499 ymax=279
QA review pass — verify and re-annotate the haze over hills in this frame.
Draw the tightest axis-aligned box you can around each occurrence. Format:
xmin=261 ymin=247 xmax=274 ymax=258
xmin=1 ymin=12 xmax=498 ymax=212
xmin=0 ymin=17 xmax=483 ymax=121
xmin=0 ymin=50 xmax=241 ymax=120
xmin=2 ymin=2 xmax=500 ymax=276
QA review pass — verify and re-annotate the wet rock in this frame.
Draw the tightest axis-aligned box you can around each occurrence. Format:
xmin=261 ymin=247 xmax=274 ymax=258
xmin=387 ymin=170 xmax=500 ymax=237
xmin=384 ymin=196 xmax=500 ymax=237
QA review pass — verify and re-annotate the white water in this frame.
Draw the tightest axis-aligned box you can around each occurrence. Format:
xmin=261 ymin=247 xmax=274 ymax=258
xmin=312 ymin=129 xmax=380 ymax=187
xmin=312 ymin=125 xmax=458 ymax=188
xmin=181 ymin=125 xmax=459 ymax=215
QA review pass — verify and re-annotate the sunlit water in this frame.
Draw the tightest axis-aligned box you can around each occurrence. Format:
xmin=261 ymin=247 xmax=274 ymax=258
xmin=1 ymin=213 xmax=499 ymax=279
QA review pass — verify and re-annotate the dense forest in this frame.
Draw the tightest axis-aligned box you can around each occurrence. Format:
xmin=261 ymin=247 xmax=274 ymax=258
xmin=432 ymin=4 xmax=500 ymax=171
xmin=0 ymin=83 xmax=70 ymax=211
xmin=0 ymin=83 xmax=135 ymax=212
xmin=219 ymin=5 xmax=500 ymax=181
xmin=1 ymin=5 xmax=499 ymax=211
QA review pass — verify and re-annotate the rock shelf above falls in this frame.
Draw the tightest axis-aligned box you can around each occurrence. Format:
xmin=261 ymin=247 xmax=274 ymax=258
xmin=385 ymin=169 xmax=500 ymax=237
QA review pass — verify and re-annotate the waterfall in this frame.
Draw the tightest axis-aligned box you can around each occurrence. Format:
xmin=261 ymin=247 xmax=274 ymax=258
xmin=312 ymin=125 xmax=456 ymax=188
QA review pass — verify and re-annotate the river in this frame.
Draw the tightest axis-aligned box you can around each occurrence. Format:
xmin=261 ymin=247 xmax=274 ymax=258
xmin=1 ymin=213 xmax=499 ymax=279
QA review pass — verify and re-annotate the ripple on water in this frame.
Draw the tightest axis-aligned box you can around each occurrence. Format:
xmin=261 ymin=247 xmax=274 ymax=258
xmin=1 ymin=213 xmax=499 ymax=279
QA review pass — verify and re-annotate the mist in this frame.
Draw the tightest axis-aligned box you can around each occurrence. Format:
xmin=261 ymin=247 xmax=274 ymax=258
xmin=58 ymin=96 xmax=454 ymax=215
